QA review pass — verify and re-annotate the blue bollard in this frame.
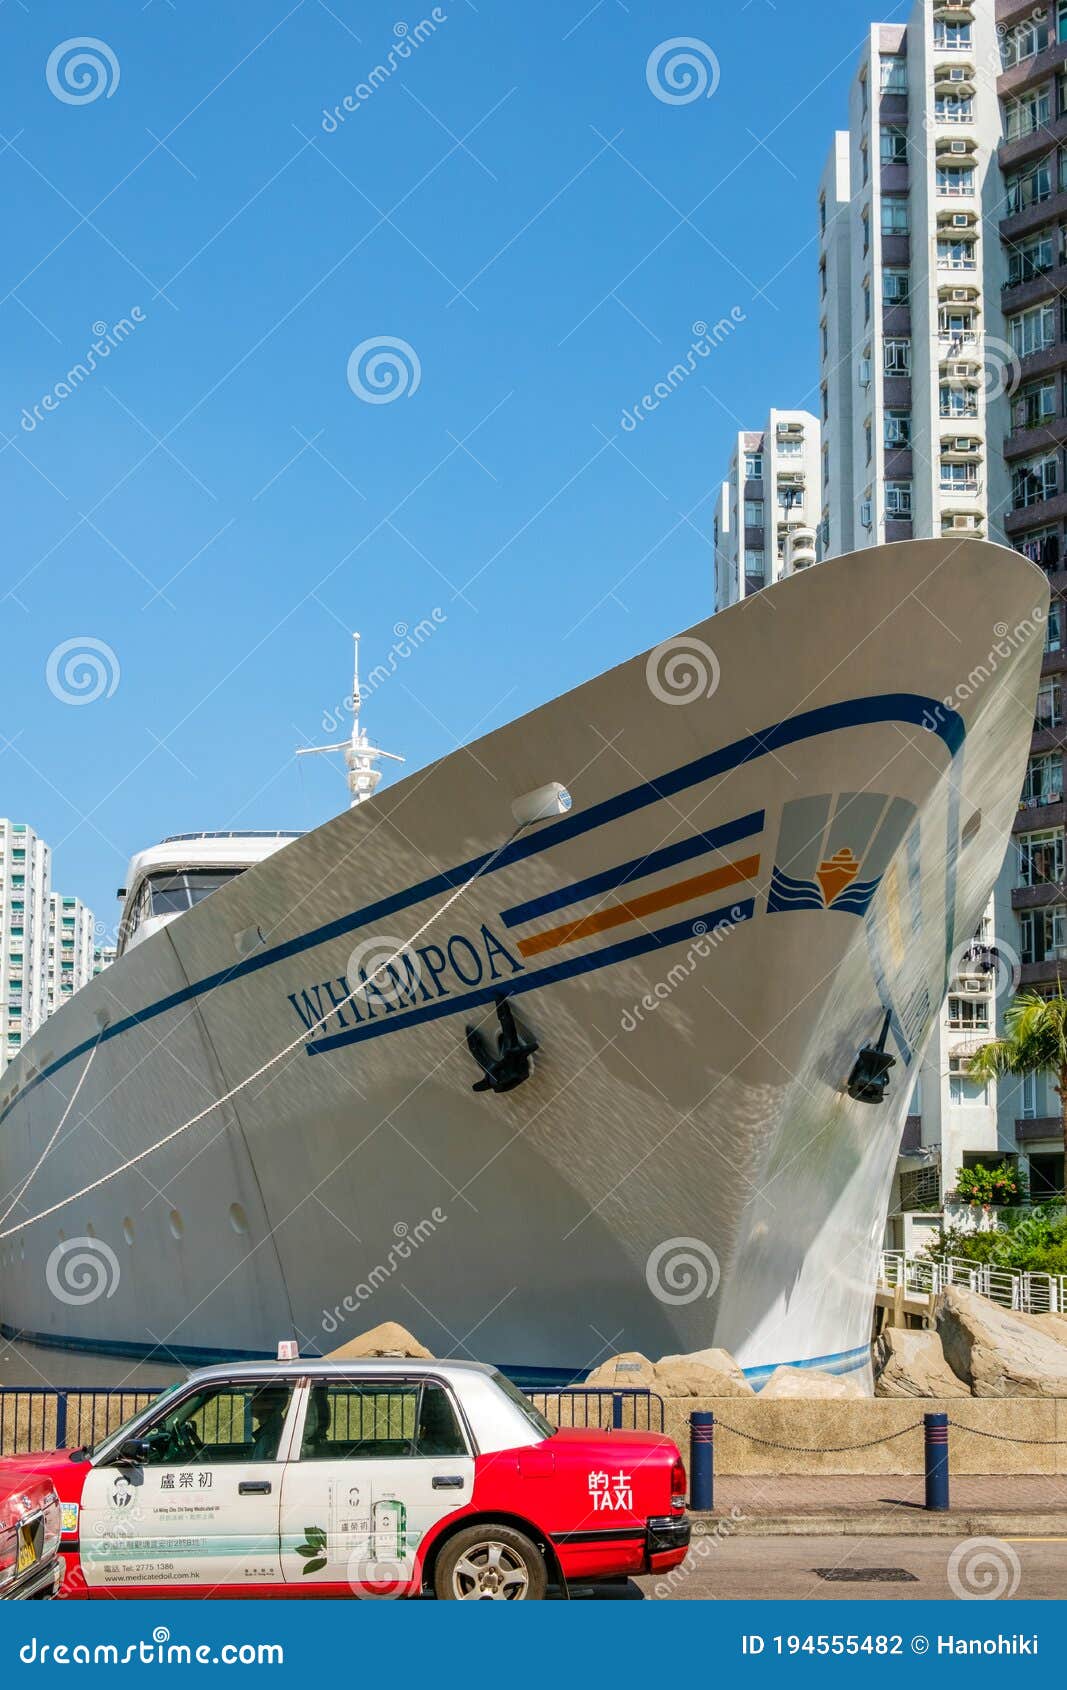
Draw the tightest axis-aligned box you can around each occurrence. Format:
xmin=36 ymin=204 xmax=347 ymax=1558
xmin=924 ymin=1411 xmax=950 ymax=1511
xmin=689 ymin=1411 xmax=714 ymax=1511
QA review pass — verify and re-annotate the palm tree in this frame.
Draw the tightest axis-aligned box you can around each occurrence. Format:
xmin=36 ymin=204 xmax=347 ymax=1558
xmin=967 ymin=988 xmax=1067 ymax=1162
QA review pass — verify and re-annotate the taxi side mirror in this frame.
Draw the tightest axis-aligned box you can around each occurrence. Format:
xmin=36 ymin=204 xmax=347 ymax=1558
xmin=115 ymin=1437 xmax=151 ymax=1466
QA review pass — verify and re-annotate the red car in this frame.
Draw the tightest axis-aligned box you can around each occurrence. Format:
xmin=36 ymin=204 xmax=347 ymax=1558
xmin=0 ymin=1472 xmax=63 ymax=1600
xmin=2 ymin=1359 xmax=689 ymax=1600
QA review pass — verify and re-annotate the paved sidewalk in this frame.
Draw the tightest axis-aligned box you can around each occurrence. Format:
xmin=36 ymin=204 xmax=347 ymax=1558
xmin=693 ymin=1473 xmax=1067 ymax=1536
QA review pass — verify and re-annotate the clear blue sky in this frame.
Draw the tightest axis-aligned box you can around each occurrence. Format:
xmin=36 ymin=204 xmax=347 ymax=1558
xmin=2 ymin=0 xmax=890 ymax=934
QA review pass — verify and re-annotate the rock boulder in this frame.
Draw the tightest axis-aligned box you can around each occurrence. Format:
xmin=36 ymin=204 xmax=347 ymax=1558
xmin=584 ymin=1351 xmax=657 ymax=1389
xmin=757 ymin=1366 xmax=866 ymax=1400
xmin=325 ymin=1320 xmax=432 ymax=1360
xmin=654 ymin=1348 xmax=755 ymax=1397
xmin=873 ymin=1326 xmax=970 ymax=1398
xmin=936 ymin=1286 xmax=1067 ymax=1397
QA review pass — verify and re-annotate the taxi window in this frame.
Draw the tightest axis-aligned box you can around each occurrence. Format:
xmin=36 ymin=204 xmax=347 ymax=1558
xmin=137 ymin=1383 xmax=295 ymax=1465
xmin=300 ymin=1382 xmax=466 ymax=1460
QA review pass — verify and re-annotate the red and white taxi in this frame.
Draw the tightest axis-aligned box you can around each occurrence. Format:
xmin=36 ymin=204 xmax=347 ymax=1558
xmin=0 ymin=1472 xmax=63 ymax=1600
xmin=1 ymin=1360 xmax=690 ymax=1600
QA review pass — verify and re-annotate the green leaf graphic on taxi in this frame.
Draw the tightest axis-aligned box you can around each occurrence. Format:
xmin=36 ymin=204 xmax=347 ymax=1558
xmin=302 ymin=1557 xmax=328 ymax=1575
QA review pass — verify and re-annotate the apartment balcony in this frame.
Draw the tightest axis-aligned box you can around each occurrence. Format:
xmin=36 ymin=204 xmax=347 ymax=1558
xmin=1004 ymin=413 xmax=1067 ymax=461
xmin=1005 ymin=488 xmax=1067 ymax=535
xmin=1012 ymin=340 xmax=1067 ymax=389
xmin=1015 ymin=1115 xmax=1062 ymax=1142
xmin=1013 ymin=880 xmax=1067 ymax=911
xmin=996 ymin=0 xmax=1043 ymax=33
xmin=881 ymin=233 xmax=910 ymax=266
xmin=1000 ymin=115 xmax=1067 ymax=174
xmin=881 ymin=162 xmax=909 ymax=194
xmin=1020 ymin=959 xmax=1067 ymax=988
xmin=998 ymin=39 xmax=1067 ymax=101
xmin=1000 ymin=185 xmax=1067 ymax=244
xmin=883 ymin=374 xmax=912 ymax=407
xmin=1001 ymin=264 xmax=1062 ymax=315
xmin=1012 ymin=797 xmax=1067 ymax=835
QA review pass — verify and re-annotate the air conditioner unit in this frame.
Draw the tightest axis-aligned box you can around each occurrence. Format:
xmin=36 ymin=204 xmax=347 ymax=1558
xmin=860 ymin=499 xmax=873 ymax=528
xmin=948 ymin=512 xmax=977 ymax=530
xmin=945 ymin=361 xmax=972 ymax=378
xmin=948 ymin=67 xmax=966 ymax=82
xmin=954 ymin=436 xmax=976 ymax=451
xmin=859 ymin=357 xmax=872 ymax=386
xmin=951 ymin=213 xmax=971 ymax=228
xmin=949 ymin=139 xmax=968 ymax=155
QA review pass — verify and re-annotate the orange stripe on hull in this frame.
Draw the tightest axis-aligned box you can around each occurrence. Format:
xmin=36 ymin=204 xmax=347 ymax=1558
xmin=516 ymin=854 xmax=761 ymax=958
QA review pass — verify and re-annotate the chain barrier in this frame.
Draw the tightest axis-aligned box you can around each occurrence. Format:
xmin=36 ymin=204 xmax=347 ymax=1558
xmin=711 ymin=1420 xmax=923 ymax=1453
xmin=947 ymin=1419 xmax=1067 ymax=1447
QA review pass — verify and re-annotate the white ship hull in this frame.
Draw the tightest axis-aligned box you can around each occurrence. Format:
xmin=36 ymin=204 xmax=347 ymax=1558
xmin=0 ymin=541 xmax=1047 ymax=1384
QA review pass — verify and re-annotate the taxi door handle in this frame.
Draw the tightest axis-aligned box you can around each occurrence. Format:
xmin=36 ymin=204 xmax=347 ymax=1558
xmin=432 ymin=1475 xmax=465 ymax=1489
xmin=238 ymin=1480 xmax=272 ymax=1495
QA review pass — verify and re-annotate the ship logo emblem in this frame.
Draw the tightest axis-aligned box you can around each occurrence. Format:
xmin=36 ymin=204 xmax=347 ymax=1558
xmin=767 ymin=792 xmax=917 ymax=918
xmin=815 ymin=848 xmax=861 ymax=907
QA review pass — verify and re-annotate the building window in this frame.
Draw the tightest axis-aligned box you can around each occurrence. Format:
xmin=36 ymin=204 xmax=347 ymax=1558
xmin=860 ymin=143 xmax=868 ymax=186
xmin=885 ymin=481 xmax=912 ymax=516
xmin=878 ymin=54 xmax=907 ymax=92
xmin=1004 ymin=88 xmax=1052 ymax=141
xmin=1000 ymin=13 xmax=1053 ymax=70
xmin=881 ymin=197 xmax=909 ymax=235
xmin=776 ymin=485 xmax=804 ymax=512
xmin=819 ymin=193 xmax=826 ymax=232
xmin=940 ymin=381 xmax=979 ymax=418
xmin=1036 ymin=676 xmax=1064 ymax=731
xmin=1023 ymin=751 xmax=1064 ymax=808
xmin=1008 ymin=233 xmax=1054 ymax=286
xmin=884 ymin=337 xmax=911 ymax=373
xmin=1047 ymin=601 xmax=1064 ymax=653
xmin=1021 ymin=1072 xmax=1038 ymax=1119
xmin=935 ymin=94 xmax=973 ymax=123
xmin=820 ymin=382 xmax=829 ymax=421
xmin=819 ymin=256 xmax=827 ymax=297
xmin=940 ymin=460 xmax=979 ymax=494
xmin=934 ymin=19 xmax=971 ymax=50
xmin=885 ymin=409 xmax=910 ymax=446
xmin=1020 ymin=904 xmax=1067 ymax=964
xmin=936 ymin=165 xmax=975 ymax=198
xmin=862 ymin=209 xmax=870 ymax=254
xmin=880 ymin=125 xmax=907 ymax=164
xmin=937 ymin=237 xmax=976 ymax=271
xmin=744 ymin=548 xmax=765 ymax=577
xmin=1019 ymin=827 xmax=1065 ymax=885
xmin=821 ymin=319 xmax=829 ymax=356
xmin=949 ymin=1056 xmax=987 ymax=1106
xmin=1014 ymin=379 xmax=1057 ymax=431
xmin=1009 ymin=303 xmax=1057 ymax=357
xmin=1015 ymin=526 xmax=1060 ymax=571
xmin=947 ymin=996 xmax=990 ymax=1031
xmin=822 ymin=443 xmax=830 ymax=486
xmin=1012 ymin=454 xmax=1058 ymax=507
xmin=744 ymin=498 xmax=764 ymax=526
xmin=777 ymin=434 xmax=804 ymax=458
xmin=882 ymin=267 xmax=909 ymax=303
xmin=1005 ymin=161 xmax=1052 ymax=215
xmin=743 ymin=452 xmax=763 ymax=479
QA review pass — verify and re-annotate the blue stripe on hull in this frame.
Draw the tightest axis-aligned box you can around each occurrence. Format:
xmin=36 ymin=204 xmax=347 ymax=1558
xmin=743 ymin=1342 xmax=872 ymax=1385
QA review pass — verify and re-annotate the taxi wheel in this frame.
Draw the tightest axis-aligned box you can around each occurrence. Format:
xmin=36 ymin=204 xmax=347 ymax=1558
xmin=434 ymin=1524 xmax=547 ymax=1601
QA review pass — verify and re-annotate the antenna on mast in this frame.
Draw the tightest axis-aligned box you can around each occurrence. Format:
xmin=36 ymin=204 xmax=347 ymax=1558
xmin=295 ymin=631 xmax=404 ymax=809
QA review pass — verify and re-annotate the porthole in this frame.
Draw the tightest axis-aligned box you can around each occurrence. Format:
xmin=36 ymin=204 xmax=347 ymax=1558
xmin=122 ymin=1217 xmax=135 ymax=1245
xmin=228 ymin=1203 xmax=248 ymax=1236
xmin=168 ymin=1209 xmax=184 ymax=1241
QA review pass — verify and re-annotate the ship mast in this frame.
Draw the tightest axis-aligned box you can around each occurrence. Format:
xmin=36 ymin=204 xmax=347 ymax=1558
xmin=296 ymin=632 xmax=404 ymax=808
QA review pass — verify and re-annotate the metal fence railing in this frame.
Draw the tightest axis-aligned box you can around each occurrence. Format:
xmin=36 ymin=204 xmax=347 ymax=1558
xmin=529 ymin=1388 xmax=665 ymax=1432
xmin=879 ymin=1250 xmax=1067 ymax=1315
xmin=0 ymin=1387 xmax=165 ymax=1458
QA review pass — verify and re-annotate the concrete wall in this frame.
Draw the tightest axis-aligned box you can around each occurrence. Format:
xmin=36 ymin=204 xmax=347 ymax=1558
xmin=657 ymin=1396 xmax=1067 ymax=1476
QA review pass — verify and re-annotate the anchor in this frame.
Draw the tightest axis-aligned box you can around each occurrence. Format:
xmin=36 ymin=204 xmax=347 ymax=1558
xmin=465 ymin=995 xmax=539 ymax=1095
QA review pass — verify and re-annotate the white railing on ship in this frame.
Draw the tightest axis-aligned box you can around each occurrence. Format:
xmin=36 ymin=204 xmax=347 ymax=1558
xmin=879 ymin=1251 xmax=1067 ymax=1315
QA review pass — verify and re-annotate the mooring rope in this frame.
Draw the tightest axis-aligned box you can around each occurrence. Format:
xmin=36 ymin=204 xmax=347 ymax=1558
xmin=0 ymin=1035 xmax=103 ymax=1231
xmin=0 ymin=821 xmax=530 ymax=1241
